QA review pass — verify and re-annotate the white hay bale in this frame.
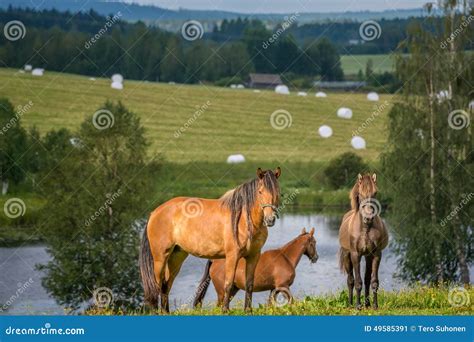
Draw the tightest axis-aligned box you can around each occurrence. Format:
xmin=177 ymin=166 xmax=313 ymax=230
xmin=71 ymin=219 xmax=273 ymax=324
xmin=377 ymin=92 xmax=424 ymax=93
xmin=69 ymin=137 xmax=83 ymax=148
xmin=236 ymin=84 xmax=245 ymax=89
xmin=230 ymin=84 xmax=237 ymax=89
xmin=315 ymin=91 xmax=327 ymax=98
xmin=111 ymin=74 xmax=123 ymax=84
xmin=32 ymin=68 xmax=44 ymax=76
xmin=351 ymin=136 xmax=366 ymax=150
xmin=367 ymin=92 xmax=379 ymax=101
xmin=253 ymin=89 xmax=261 ymax=93
xmin=24 ymin=64 xmax=32 ymax=71
xmin=275 ymin=85 xmax=290 ymax=95
xmin=18 ymin=70 xmax=25 ymax=74
xmin=111 ymin=81 xmax=123 ymax=90
xmin=297 ymin=91 xmax=307 ymax=97
xmin=337 ymin=107 xmax=353 ymax=119
xmin=168 ymin=81 xmax=176 ymax=85
xmin=226 ymin=154 xmax=245 ymax=164
xmin=318 ymin=125 xmax=333 ymax=138
xmin=89 ymin=77 xmax=96 ymax=81
xmin=468 ymin=100 xmax=474 ymax=111
xmin=436 ymin=89 xmax=451 ymax=103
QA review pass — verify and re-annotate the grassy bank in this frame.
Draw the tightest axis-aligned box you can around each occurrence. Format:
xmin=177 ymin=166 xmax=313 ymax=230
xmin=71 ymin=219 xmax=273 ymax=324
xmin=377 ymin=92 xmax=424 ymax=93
xmin=86 ymin=286 xmax=473 ymax=316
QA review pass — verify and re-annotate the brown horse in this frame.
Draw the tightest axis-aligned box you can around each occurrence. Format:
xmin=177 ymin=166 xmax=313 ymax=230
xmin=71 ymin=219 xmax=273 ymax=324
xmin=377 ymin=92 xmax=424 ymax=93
xmin=140 ymin=167 xmax=281 ymax=312
xmin=193 ymin=228 xmax=318 ymax=308
xmin=339 ymin=173 xmax=388 ymax=309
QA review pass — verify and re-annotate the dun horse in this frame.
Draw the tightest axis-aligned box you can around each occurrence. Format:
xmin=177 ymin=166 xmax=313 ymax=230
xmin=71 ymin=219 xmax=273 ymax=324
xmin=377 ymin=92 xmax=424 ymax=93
xmin=140 ymin=167 xmax=281 ymax=312
xmin=339 ymin=173 xmax=388 ymax=309
xmin=193 ymin=228 xmax=318 ymax=308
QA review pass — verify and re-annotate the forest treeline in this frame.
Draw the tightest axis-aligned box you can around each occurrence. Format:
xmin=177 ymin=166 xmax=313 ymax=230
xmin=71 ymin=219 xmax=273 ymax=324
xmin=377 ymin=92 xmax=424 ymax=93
xmin=0 ymin=7 xmax=343 ymax=83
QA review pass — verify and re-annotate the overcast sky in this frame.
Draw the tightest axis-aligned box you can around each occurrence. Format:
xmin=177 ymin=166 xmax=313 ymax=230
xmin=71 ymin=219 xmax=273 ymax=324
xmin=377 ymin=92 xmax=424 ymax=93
xmin=125 ymin=0 xmax=429 ymax=13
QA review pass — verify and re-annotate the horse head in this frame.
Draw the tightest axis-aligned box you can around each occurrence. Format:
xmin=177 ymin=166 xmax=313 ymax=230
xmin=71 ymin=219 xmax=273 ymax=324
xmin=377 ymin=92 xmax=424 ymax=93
xmin=355 ymin=173 xmax=379 ymax=224
xmin=301 ymin=227 xmax=318 ymax=263
xmin=256 ymin=167 xmax=281 ymax=227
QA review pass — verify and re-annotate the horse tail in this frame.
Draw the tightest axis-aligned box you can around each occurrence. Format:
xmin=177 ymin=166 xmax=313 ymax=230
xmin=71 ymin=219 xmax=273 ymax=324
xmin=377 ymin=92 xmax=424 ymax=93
xmin=139 ymin=220 xmax=159 ymax=306
xmin=193 ymin=260 xmax=213 ymax=308
xmin=338 ymin=247 xmax=350 ymax=274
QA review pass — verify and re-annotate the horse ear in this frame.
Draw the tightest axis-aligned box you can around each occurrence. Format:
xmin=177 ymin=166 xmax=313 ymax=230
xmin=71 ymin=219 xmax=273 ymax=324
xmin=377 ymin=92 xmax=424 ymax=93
xmin=372 ymin=173 xmax=377 ymax=183
xmin=310 ymin=227 xmax=315 ymax=236
xmin=358 ymin=173 xmax=362 ymax=183
xmin=301 ymin=227 xmax=307 ymax=234
xmin=274 ymin=167 xmax=281 ymax=179
xmin=257 ymin=168 xmax=264 ymax=179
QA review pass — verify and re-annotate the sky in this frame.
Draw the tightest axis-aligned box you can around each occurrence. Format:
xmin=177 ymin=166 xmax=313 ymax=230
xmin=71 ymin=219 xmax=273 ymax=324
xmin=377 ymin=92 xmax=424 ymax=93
xmin=124 ymin=0 xmax=429 ymax=13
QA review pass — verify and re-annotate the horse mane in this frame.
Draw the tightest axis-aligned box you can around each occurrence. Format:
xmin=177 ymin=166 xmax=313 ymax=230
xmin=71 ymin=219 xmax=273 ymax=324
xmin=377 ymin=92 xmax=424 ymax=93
xmin=220 ymin=171 xmax=280 ymax=245
xmin=350 ymin=174 xmax=376 ymax=211
xmin=350 ymin=182 xmax=359 ymax=211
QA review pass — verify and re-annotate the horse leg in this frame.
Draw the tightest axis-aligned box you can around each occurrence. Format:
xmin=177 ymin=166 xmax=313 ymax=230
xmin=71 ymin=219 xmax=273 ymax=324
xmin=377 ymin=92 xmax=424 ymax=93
xmin=151 ymin=253 xmax=168 ymax=311
xmin=244 ymin=253 xmax=260 ymax=312
xmin=371 ymin=252 xmax=382 ymax=309
xmin=344 ymin=254 xmax=354 ymax=306
xmin=364 ymin=255 xmax=373 ymax=308
xmin=161 ymin=249 xmax=188 ymax=312
xmin=222 ymin=253 xmax=239 ymax=313
xmin=350 ymin=252 xmax=362 ymax=309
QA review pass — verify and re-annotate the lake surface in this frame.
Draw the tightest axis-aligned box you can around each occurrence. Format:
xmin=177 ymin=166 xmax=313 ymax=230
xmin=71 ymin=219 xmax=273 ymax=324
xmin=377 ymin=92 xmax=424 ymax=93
xmin=0 ymin=213 xmax=405 ymax=315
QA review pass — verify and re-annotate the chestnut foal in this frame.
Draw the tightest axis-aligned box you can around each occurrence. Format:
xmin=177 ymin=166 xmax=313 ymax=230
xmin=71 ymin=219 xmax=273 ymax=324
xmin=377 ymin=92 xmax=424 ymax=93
xmin=193 ymin=228 xmax=318 ymax=307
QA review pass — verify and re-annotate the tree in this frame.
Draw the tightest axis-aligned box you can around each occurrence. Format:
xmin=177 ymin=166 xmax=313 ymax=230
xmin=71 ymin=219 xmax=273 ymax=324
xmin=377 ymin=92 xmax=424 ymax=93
xmin=0 ymin=98 xmax=28 ymax=195
xmin=39 ymin=101 xmax=157 ymax=310
xmin=381 ymin=0 xmax=473 ymax=285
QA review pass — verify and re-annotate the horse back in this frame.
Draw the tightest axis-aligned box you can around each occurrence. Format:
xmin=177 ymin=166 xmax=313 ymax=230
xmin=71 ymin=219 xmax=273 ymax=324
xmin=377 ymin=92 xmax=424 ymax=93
xmin=148 ymin=196 xmax=230 ymax=259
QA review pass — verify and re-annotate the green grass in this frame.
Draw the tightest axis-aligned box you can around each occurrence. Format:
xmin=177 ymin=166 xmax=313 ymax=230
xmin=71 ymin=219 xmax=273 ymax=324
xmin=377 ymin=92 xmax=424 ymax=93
xmin=86 ymin=286 xmax=474 ymax=316
xmin=0 ymin=68 xmax=392 ymax=163
xmin=341 ymin=54 xmax=396 ymax=75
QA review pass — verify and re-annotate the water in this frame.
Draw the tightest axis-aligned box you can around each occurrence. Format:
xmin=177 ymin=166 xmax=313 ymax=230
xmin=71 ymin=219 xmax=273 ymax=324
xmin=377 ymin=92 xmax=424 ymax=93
xmin=0 ymin=213 xmax=405 ymax=315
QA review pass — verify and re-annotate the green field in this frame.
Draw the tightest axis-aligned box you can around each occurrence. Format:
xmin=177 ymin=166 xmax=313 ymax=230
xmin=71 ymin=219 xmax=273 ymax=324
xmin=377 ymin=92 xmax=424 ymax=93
xmin=0 ymin=68 xmax=392 ymax=163
xmin=341 ymin=54 xmax=396 ymax=75
xmin=87 ymin=286 xmax=473 ymax=316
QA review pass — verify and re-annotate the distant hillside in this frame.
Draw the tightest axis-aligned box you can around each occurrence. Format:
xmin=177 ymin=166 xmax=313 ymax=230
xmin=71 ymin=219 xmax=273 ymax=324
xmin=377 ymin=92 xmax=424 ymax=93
xmin=2 ymin=0 xmax=427 ymax=30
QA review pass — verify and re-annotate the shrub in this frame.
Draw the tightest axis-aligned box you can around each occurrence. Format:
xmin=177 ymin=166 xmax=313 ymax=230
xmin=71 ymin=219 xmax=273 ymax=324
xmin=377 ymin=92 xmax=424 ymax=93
xmin=324 ymin=152 xmax=368 ymax=189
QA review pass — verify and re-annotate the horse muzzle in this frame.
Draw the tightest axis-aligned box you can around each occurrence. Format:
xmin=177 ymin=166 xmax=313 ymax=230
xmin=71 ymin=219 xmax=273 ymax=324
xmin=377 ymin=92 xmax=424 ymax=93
xmin=264 ymin=216 xmax=276 ymax=227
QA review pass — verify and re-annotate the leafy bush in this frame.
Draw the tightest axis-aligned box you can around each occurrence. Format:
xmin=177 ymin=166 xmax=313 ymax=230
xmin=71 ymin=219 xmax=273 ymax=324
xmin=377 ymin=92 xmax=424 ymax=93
xmin=324 ymin=152 xmax=368 ymax=189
